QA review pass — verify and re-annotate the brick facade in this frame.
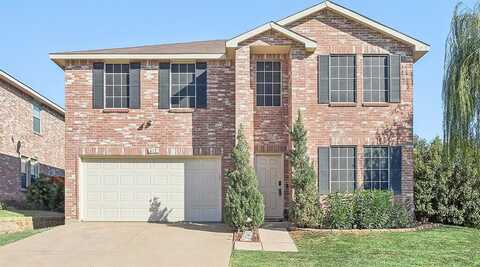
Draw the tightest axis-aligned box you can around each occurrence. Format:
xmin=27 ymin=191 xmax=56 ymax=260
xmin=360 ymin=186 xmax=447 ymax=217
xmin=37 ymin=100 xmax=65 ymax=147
xmin=0 ymin=78 xmax=65 ymax=205
xmin=61 ymin=7 xmax=420 ymax=220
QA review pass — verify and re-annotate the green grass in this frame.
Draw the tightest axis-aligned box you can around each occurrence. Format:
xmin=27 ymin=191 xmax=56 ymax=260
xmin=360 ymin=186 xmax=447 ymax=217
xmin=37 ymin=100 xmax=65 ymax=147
xmin=0 ymin=210 xmax=25 ymax=218
xmin=0 ymin=229 xmax=47 ymax=247
xmin=231 ymin=226 xmax=480 ymax=267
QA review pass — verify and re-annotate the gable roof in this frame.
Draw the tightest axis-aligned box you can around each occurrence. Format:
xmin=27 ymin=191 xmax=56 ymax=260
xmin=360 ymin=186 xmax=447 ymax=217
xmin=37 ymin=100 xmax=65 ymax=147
xmin=50 ymin=1 xmax=430 ymax=66
xmin=0 ymin=70 xmax=65 ymax=116
xmin=226 ymin=22 xmax=317 ymax=51
xmin=277 ymin=1 xmax=430 ymax=60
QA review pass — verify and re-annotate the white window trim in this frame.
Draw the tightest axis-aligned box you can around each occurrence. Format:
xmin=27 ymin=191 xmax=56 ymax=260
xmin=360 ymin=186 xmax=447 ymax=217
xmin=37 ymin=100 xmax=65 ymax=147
xmin=169 ymin=62 xmax=197 ymax=109
xmin=255 ymin=60 xmax=283 ymax=107
xmin=103 ymin=63 xmax=130 ymax=109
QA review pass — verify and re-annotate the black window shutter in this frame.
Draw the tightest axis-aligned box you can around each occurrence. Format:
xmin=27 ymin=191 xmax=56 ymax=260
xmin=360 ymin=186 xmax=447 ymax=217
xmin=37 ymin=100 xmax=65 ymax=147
xmin=318 ymin=147 xmax=330 ymax=195
xmin=129 ymin=63 xmax=141 ymax=109
xmin=389 ymin=54 xmax=401 ymax=103
xmin=318 ymin=55 xmax=330 ymax=104
xmin=196 ymin=62 xmax=207 ymax=108
xmin=158 ymin=63 xmax=170 ymax=109
xmin=92 ymin=63 xmax=104 ymax=109
xmin=390 ymin=146 xmax=402 ymax=195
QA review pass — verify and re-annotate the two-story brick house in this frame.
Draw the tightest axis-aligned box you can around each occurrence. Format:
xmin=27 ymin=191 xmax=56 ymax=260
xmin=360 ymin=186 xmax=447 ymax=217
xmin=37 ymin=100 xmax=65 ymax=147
xmin=50 ymin=1 xmax=429 ymax=222
xmin=0 ymin=70 xmax=65 ymax=206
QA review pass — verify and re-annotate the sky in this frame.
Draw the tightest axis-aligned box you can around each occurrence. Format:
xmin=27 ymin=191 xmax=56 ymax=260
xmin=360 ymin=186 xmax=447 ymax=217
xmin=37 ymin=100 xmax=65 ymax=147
xmin=0 ymin=0 xmax=474 ymax=140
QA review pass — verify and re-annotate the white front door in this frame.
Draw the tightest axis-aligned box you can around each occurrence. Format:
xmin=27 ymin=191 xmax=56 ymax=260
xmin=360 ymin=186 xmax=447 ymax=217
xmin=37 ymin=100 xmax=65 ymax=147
xmin=255 ymin=155 xmax=284 ymax=219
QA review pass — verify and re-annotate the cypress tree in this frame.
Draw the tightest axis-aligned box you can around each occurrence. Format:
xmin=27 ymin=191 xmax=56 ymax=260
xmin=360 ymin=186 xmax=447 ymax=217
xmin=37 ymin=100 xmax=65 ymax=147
xmin=288 ymin=111 xmax=322 ymax=228
xmin=224 ymin=125 xmax=265 ymax=230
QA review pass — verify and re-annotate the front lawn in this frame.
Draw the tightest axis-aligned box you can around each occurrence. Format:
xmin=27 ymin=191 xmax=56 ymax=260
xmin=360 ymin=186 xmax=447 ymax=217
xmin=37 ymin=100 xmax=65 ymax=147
xmin=231 ymin=226 xmax=480 ymax=266
xmin=0 ymin=229 xmax=47 ymax=247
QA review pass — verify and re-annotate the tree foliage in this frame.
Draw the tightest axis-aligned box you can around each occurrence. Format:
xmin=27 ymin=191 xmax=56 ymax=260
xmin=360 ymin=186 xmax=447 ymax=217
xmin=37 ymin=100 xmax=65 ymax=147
xmin=414 ymin=136 xmax=480 ymax=228
xmin=288 ymin=112 xmax=322 ymax=228
xmin=443 ymin=2 xmax=480 ymax=154
xmin=224 ymin=125 xmax=264 ymax=230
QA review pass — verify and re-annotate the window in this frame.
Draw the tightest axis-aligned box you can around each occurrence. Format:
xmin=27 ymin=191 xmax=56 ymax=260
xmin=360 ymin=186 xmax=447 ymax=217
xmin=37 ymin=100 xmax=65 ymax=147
xmin=171 ymin=63 xmax=196 ymax=108
xmin=364 ymin=147 xmax=389 ymax=190
xmin=330 ymin=55 xmax=356 ymax=102
xmin=30 ymin=159 xmax=39 ymax=181
xmin=256 ymin=61 xmax=281 ymax=106
xmin=33 ymin=104 xmax=41 ymax=134
xmin=105 ymin=64 xmax=130 ymax=108
xmin=363 ymin=56 xmax=389 ymax=102
xmin=330 ymin=147 xmax=356 ymax=193
xmin=20 ymin=157 xmax=29 ymax=189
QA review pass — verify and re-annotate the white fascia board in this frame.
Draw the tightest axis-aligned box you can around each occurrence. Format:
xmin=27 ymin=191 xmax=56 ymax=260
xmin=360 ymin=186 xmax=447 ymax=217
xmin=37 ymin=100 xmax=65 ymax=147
xmin=277 ymin=1 xmax=430 ymax=55
xmin=49 ymin=53 xmax=226 ymax=60
xmin=0 ymin=70 xmax=65 ymax=115
xmin=226 ymin=22 xmax=317 ymax=51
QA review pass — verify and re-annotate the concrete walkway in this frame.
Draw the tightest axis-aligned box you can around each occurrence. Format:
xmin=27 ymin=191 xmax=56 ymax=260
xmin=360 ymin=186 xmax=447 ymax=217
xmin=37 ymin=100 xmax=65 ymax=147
xmin=0 ymin=222 xmax=233 ymax=267
xmin=235 ymin=222 xmax=298 ymax=252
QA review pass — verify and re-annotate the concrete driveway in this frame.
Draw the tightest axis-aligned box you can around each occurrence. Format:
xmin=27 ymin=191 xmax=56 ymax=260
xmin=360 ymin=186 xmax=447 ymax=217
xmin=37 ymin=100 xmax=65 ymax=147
xmin=0 ymin=222 xmax=233 ymax=267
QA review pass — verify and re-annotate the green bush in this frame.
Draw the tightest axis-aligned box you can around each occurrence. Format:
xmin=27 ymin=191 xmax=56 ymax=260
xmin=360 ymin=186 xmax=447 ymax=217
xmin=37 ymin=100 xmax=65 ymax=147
xmin=354 ymin=190 xmax=392 ymax=229
xmin=414 ymin=136 xmax=480 ymax=228
xmin=224 ymin=125 xmax=264 ymax=231
xmin=26 ymin=176 xmax=64 ymax=212
xmin=0 ymin=201 xmax=6 ymax=210
xmin=389 ymin=203 xmax=413 ymax=228
xmin=321 ymin=190 xmax=411 ymax=229
xmin=325 ymin=193 xmax=355 ymax=229
xmin=288 ymin=112 xmax=322 ymax=228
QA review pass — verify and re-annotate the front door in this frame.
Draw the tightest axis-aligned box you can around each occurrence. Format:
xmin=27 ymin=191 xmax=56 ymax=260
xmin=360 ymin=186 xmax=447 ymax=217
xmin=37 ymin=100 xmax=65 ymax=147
xmin=255 ymin=155 xmax=284 ymax=219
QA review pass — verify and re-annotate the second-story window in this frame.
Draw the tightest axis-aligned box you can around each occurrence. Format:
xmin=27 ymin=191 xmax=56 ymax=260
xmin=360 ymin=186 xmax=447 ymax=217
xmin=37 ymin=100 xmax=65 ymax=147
xmin=364 ymin=56 xmax=389 ymax=102
xmin=256 ymin=61 xmax=281 ymax=107
xmin=32 ymin=104 xmax=41 ymax=134
xmin=105 ymin=64 xmax=130 ymax=108
xmin=171 ymin=63 xmax=196 ymax=108
xmin=330 ymin=55 xmax=356 ymax=102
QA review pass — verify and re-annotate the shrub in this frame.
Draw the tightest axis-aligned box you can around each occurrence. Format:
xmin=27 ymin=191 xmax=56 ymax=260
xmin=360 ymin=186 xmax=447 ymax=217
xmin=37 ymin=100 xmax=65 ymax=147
xmin=288 ymin=112 xmax=322 ymax=228
xmin=414 ymin=136 xmax=480 ymax=228
xmin=389 ymin=203 xmax=413 ymax=228
xmin=224 ymin=125 xmax=264 ymax=231
xmin=354 ymin=190 xmax=392 ymax=229
xmin=325 ymin=193 xmax=355 ymax=229
xmin=26 ymin=175 xmax=64 ymax=212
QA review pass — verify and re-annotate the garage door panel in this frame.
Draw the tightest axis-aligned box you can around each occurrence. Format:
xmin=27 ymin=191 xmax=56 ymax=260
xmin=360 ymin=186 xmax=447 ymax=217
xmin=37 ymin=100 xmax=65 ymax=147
xmin=82 ymin=158 xmax=221 ymax=222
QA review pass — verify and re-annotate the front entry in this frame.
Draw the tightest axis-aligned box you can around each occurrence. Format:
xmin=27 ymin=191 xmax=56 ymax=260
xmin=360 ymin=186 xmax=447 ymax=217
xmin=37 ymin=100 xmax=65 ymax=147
xmin=255 ymin=154 xmax=284 ymax=219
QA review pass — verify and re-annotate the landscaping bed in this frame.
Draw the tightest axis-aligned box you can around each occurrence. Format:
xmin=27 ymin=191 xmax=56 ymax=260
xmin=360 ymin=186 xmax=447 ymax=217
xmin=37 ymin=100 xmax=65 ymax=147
xmin=231 ymin=226 xmax=480 ymax=266
xmin=0 ymin=210 xmax=64 ymax=234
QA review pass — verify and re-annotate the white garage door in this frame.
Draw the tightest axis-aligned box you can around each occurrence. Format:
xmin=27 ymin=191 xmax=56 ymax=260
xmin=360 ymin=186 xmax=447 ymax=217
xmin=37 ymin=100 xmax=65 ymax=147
xmin=81 ymin=158 xmax=222 ymax=222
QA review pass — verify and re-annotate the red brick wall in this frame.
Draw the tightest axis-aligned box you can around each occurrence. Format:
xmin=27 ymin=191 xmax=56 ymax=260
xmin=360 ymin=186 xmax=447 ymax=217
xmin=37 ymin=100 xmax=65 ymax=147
xmin=0 ymin=78 xmax=65 ymax=204
xmin=284 ymin=9 xmax=415 ymax=204
xmin=63 ymin=60 xmax=235 ymax=219
xmin=64 ymin=9 xmax=418 ymax=219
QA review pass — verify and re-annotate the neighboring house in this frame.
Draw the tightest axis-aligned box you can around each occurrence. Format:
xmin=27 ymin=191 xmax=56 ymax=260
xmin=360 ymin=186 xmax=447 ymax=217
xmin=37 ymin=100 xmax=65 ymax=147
xmin=0 ymin=70 xmax=65 ymax=206
xmin=50 ymin=1 xmax=429 ymax=222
